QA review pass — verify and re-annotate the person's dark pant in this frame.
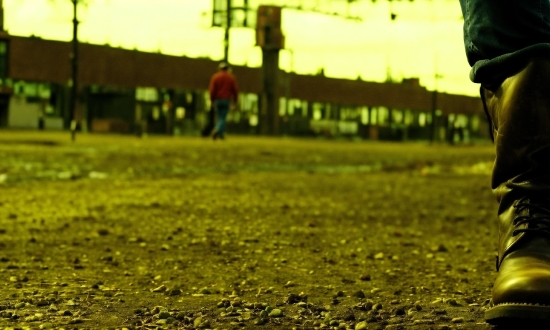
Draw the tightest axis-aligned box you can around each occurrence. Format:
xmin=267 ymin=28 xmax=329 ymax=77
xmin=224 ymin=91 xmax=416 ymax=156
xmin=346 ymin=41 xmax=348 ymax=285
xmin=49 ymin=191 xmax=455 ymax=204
xmin=460 ymin=0 xmax=550 ymax=85
xmin=214 ymin=99 xmax=230 ymax=138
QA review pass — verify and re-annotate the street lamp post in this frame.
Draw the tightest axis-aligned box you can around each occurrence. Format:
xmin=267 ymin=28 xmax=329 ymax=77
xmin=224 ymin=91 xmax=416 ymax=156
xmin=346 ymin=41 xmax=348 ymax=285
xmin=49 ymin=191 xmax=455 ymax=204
xmin=70 ymin=0 xmax=79 ymax=141
xmin=430 ymin=53 xmax=442 ymax=143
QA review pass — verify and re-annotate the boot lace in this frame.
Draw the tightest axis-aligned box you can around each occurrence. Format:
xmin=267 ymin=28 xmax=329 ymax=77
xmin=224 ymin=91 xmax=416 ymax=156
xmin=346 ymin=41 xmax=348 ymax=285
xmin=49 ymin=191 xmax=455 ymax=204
xmin=512 ymin=198 xmax=550 ymax=236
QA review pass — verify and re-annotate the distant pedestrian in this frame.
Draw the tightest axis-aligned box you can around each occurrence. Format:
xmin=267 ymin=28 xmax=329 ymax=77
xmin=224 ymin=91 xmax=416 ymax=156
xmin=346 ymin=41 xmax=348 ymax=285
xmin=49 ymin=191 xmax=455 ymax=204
xmin=208 ymin=62 xmax=239 ymax=140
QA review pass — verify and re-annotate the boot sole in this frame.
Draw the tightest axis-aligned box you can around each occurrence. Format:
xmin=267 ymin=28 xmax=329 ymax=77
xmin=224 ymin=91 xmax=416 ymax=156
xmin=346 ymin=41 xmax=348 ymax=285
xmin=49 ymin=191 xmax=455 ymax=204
xmin=485 ymin=303 xmax=550 ymax=326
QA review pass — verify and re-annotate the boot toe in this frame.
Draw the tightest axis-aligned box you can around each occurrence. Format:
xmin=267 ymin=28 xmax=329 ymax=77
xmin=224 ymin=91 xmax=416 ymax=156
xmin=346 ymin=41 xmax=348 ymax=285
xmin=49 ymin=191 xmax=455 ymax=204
xmin=493 ymin=251 xmax=550 ymax=306
xmin=487 ymin=253 xmax=550 ymax=324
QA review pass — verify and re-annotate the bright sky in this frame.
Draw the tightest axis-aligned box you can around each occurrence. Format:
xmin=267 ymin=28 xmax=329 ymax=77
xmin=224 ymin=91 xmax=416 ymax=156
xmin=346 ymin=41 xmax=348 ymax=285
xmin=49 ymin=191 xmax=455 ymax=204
xmin=4 ymin=0 xmax=478 ymax=96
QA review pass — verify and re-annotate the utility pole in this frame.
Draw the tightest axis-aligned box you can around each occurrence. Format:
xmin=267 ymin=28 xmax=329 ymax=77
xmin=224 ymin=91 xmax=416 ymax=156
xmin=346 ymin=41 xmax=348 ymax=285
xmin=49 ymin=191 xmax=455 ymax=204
xmin=214 ymin=0 xmax=250 ymax=64
xmin=224 ymin=0 xmax=231 ymax=63
xmin=430 ymin=59 xmax=443 ymax=143
xmin=70 ymin=0 xmax=79 ymax=141
xmin=430 ymin=88 xmax=437 ymax=143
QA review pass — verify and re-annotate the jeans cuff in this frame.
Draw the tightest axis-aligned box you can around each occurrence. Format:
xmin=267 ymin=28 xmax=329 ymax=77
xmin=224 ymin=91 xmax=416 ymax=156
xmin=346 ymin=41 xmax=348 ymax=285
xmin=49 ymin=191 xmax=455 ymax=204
xmin=470 ymin=43 xmax=550 ymax=85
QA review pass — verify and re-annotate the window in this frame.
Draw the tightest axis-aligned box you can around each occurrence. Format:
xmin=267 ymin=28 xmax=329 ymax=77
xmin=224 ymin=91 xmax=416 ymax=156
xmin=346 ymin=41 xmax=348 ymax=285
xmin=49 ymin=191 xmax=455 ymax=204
xmin=404 ymin=110 xmax=413 ymax=125
xmin=136 ymin=87 xmax=159 ymax=102
xmin=240 ymin=93 xmax=258 ymax=113
xmin=313 ymin=102 xmax=323 ymax=121
xmin=249 ymin=114 xmax=258 ymax=126
xmin=392 ymin=109 xmax=403 ymax=124
xmin=378 ymin=107 xmax=389 ymax=125
xmin=287 ymin=100 xmax=295 ymax=116
xmin=419 ymin=113 xmax=426 ymax=127
xmin=176 ymin=107 xmax=186 ymax=119
xmin=370 ymin=107 xmax=378 ymax=125
xmin=152 ymin=106 xmax=161 ymax=120
xmin=361 ymin=107 xmax=369 ymax=125
xmin=279 ymin=97 xmax=286 ymax=116
xmin=24 ymin=82 xmax=38 ymax=96
xmin=38 ymin=84 xmax=51 ymax=99
xmin=186 ymin=92 xmax=193 ymax=104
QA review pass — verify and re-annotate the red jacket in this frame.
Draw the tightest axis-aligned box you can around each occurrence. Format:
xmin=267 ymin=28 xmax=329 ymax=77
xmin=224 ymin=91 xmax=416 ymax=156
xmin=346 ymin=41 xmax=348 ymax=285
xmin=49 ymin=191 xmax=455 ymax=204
xmin=209 ymin=70 xmax=239 ymax=102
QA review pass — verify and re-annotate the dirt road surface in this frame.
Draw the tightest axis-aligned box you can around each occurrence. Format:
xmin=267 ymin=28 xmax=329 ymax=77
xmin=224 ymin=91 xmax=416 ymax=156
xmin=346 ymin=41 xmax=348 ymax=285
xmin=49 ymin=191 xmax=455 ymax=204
xmin=0 ymin=131 xmax=498 ymax=329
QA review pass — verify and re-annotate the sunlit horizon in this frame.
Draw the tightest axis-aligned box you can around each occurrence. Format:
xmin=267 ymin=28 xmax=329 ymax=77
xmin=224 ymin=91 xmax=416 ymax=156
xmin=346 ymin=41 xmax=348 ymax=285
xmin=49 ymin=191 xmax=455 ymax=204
xmin=4 ymin=0 xmax=478 ymax=97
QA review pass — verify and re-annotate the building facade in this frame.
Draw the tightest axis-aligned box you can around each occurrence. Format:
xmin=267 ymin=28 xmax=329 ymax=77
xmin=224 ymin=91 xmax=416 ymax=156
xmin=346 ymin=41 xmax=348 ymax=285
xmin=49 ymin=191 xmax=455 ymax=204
xmin=1 ymin=34 xmax=486 ymax=142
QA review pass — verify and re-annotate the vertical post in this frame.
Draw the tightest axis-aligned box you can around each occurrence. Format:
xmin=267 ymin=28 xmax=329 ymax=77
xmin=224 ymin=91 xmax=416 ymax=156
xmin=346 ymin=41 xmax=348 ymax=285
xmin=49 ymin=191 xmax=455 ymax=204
xmin=70 ymin=0 xmax=79 ymax=141
xmin=430 ymin=53 xmax=439 ymax=143
xmin=430 ymin=91 xmax=437 ymax=142
xmin=260 ymin=48 xmax=280 ymax=135
xmin=243 ymin=0 xmax=248 ymax=27
xmin=286 ymin=49 xmax=293 ymax=114
xmin=256 ymin=6 xmax=284 ymax=136
xmin=224 ymin=0 xmax=231 ymax=63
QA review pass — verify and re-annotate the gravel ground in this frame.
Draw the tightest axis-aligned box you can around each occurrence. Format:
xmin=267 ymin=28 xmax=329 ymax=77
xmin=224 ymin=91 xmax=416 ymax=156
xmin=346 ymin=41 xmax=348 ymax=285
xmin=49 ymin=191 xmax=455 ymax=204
xmin=0 ymin=131 xmax=499 ymax=330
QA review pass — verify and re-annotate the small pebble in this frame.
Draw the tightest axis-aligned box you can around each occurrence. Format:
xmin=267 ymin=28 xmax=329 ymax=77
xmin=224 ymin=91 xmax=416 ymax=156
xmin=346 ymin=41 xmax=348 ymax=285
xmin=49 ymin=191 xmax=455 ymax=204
xmin=360 ymin=274 xmax=371 ymax=281
xmin=356 ymin=321 xmax=368 ymax=330
xmin=269 ymin=308 xmax=283 ymax=317
xmin=254 ymin=318 xmax=267 ymax=325
xmin=452 ymin=317 xmax=464 ymax=323
xmin=151 ymin=285 xmax=166 ymax=293
xmin=394 ymin=307 xmax=405 ymax=316
xmin=353 ymin=290 xmax=366 ymax=298
xmin=158 ymin=311 xmax=170 ymax=319
xmin=199 ymin=287 xmax=211 ymax=294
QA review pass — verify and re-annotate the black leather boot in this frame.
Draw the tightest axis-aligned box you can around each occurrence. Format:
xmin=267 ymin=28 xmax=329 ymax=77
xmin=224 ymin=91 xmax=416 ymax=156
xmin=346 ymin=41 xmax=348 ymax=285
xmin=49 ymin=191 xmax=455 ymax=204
xmin=483 ymin=58 xmax=550 ymax=325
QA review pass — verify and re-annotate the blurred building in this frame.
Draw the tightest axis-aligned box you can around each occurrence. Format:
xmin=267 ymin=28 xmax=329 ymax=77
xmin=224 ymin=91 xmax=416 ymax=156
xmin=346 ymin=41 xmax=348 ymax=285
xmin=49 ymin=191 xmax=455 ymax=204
xmin=0 ymin=34 xmax=486 ymax=142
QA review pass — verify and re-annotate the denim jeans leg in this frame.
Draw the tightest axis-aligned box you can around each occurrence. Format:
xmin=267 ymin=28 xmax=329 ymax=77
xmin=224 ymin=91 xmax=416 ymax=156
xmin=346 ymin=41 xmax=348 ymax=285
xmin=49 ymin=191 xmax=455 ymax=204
xmin=214 ymin=99 xmax=230 ymax=138
xmin=460 ymin=0 xmax=550 ymax=83
xmin=216 ymin=108 xmax=229 ymax=138
xmin=460 ymin=0 xmax=550 ymax=66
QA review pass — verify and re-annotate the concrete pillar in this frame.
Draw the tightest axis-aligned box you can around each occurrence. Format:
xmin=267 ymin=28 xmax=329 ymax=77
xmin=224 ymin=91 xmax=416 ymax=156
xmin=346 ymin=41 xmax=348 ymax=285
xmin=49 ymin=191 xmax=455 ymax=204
xmin=259 ymin=49 xmax=280 ymax=135
xmin=256 ymin=5 xmax=284 ymax=136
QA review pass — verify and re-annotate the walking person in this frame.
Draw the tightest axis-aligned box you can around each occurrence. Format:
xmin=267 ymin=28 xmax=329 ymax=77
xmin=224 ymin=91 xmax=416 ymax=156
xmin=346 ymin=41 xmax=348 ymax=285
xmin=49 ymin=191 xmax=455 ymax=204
xmin=208 ymin=62 xmax=239 ymax=140
xmin=459 ymin=0 xmax=550 ymax=325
